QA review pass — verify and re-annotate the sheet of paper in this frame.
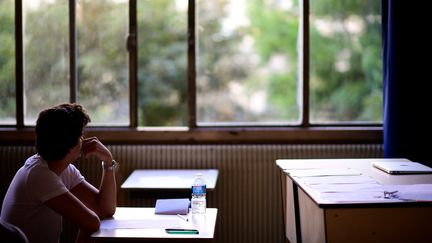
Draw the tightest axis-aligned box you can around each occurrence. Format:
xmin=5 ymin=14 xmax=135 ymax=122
xmin=287 ymin=168 xmax=361 ymax=177
xmin=316 ymin=184 xmax=432 ymax=202
xmin=276 ymin=160 xmax=323 ymax=170
xmin=311 ymin=182 xmax=381 ymax=193
xmin=100 ymin=218 xmax=183 ymax=230
xmin=300 ymin=175 xmax=376 ymax=185
xmin=155 ymin=198 xmax=190 ymax=215
xmin=319 ymin=191 xmax=400 ymax=203
xmin=384 ymin=184 xmax=432 ymax=201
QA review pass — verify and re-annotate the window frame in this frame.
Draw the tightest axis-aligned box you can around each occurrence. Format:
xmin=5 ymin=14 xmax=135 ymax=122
xmin=0 ymin=0 xmax=382 ymax=145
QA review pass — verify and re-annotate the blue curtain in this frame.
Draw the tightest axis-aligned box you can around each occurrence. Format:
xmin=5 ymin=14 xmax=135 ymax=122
xmin=382 ymin=1 xmax=432 ymax=164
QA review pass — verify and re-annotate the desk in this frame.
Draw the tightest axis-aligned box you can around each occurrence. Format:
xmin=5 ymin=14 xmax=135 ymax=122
xmin=92 ymin=207 xmax=218 ymax=242
xmin=121 ymin=169 xmax=219 ymax=191
xmin=276 ymin=158 xmax=432 ymax=243
xmin=121 ymin=169 xmax=219 ymax=207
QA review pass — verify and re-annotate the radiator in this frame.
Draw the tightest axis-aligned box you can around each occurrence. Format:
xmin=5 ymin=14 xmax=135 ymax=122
xmin=1 ymin=144 xmax=383 ymax=243
xmin=0 ymin=146 xmax=36 ymax=194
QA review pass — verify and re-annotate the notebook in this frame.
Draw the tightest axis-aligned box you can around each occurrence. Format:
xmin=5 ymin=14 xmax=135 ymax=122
xmin=154 ymin=198 xmax=190 ymax=215
xmin=373 ymin=161 xmax=432 ymax=174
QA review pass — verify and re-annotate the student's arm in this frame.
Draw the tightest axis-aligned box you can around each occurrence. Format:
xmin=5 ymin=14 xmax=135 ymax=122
xmin=44 ymin=191 xmax=100 ymax=233
xmin=70 ymin=177 xmax=116 ymax=218
xmin=71 ymin=137 xmax=117 ymax=218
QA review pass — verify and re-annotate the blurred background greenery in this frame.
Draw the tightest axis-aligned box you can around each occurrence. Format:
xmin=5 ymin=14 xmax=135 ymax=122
xmin=0 ymin=0 xmax=381 ymax=126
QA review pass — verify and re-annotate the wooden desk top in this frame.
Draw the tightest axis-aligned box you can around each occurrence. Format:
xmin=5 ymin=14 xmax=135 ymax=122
xmin=121 ymin=169 xmax=219 ymax=190
xmin=276 ymin=158 xmax=432 ymax=207
xmin=91 ymin=207 xmax=218 ymax=240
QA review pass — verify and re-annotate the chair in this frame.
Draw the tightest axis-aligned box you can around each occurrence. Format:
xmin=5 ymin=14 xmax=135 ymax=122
xmin=0 ymin=220 xmax=28 ymax=243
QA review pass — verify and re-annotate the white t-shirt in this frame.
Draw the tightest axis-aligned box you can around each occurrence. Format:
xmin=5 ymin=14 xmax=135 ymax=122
xmin=1 ymin=154 xmax=84 ymax=243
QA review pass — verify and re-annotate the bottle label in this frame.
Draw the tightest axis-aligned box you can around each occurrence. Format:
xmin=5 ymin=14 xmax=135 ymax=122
xmin=192 ymin=185 xmax=206 ymax=195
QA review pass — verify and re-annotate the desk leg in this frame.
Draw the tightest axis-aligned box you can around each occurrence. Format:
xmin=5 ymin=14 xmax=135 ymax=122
xmin=285 ymin=176 xmax=302 ymax=243
xmin=292 ymin=182 xmax=302 ymax=243
xmin=280 ymin=171 xmax=287 ymax=236
xmin=298 ymin=188 xmax=325 ymax=243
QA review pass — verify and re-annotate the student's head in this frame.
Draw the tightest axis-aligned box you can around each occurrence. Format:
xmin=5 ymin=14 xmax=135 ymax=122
xmin=35 ymin=103 xmax=90 ymax=161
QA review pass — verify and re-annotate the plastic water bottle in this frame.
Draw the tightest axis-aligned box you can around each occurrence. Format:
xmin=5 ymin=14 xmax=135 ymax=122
xmin=191 ymin=173 xmax=206 ymax=214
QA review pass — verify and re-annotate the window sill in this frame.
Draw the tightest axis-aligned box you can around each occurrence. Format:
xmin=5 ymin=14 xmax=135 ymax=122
xmin=0 ymin=126 xmax=382 ymax=145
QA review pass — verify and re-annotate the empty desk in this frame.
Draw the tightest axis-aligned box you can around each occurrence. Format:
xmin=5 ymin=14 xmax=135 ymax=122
xmin=121 ymin=169 xmax=219 ymax=190
xmin=121 ymin=169 xmax=219 ymax=207
xmin=276 ymin=158 xmax=432 ymax=243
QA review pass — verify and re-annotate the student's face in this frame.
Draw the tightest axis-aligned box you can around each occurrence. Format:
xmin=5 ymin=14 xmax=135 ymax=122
xmin=79 ymin=135 xmax=83 ymax=152
xmin=70 ymin=135 xmax=84 ymax=163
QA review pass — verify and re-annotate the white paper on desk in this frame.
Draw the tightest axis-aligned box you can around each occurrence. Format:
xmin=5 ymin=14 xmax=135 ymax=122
xmin=311 ymin=182 xmax=382 ymax=193
xmin=277 ymin=161 xmax=323 ymax=170
xmin=300 ymin=175 xmax=376 ymax=185
xmin=287 ymin=168 xmax=361 ymax=178
xmin=100 ymin=218 xmax=183 ymax=230
xmin=319 ymin=191 xmax=399 ymax=203
xmin=386 ymin=184 xmax=432 ymax=201
xmin=155 ymin=198 xmax=190 ymax=215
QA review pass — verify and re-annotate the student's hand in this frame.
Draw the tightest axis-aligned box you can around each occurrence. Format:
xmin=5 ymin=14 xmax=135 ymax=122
xmin=81 ymin=137 xmax=113 ymax=163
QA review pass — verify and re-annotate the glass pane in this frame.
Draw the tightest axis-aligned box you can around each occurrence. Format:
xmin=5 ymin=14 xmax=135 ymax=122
xmin=0 ymin=0 xmax=15 ymax=124
xmin=310 ymin=0 xmax=382 ymax=123
xmin=197 ymin=0 xmax=300 ymax=125
xmin=23 ymin=0 xmax=69 ymax=125
xmin=77 ymin=0 xmax=129 ymax=126
xmin=137 ymin=0 xmax=188 ymax=126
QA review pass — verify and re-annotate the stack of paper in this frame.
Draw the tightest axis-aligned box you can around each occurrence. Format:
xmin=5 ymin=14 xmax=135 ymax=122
xmin=155 ymin=198 xmax=190 ymax=215
xmin=287 ymin=168 xmax=362 ymax=178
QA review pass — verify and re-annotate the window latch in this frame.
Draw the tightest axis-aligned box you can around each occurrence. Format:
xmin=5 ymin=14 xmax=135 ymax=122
xmin=126 ymin=33 xmax=137 ymax=52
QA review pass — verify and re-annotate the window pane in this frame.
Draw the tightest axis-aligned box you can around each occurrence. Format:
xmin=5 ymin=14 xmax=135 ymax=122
xmin=77 ymin=0 xmax=129 ymax=126
xmin=23 ymin=0 xmax=69 ymax=125
xmin=0 ymin=0 xmax=15 ymax=124
xmin=197 ymin=0 xmax=300 ymax=125
xmin=137 ymin=0 xmax=188 ymax=126
xmin=310 ymin=0 xmax=382 ymax=123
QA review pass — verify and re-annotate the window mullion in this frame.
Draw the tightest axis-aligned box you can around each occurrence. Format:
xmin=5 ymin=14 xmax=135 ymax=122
xmin=301 ymin=0 xmax=310 ymax=127
xmin=188 ymin=0 xmax=196 ymax=128
xmin=69 ymin=0 xmax=77 ymax=103
xmin=129 ymin=0 xmax=138 ymax=127
xmin=16 ymin=0 xmax=24 ymax=127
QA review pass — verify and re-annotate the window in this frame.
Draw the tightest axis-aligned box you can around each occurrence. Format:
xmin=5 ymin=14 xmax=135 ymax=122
xmin=23 ymin=0 xmax=69 ymax=124
xmin=76 ymin=0 xmax=129 ymax=125
xmin=137 ymin=0 xmax=188 ymax=126
xmin=309 ymin=1 xmax=382 ymax=123
xmin=0 ymin=0 xmax=382 ymax=143
xmin=197 ymin=0 xmax=300 ymax=125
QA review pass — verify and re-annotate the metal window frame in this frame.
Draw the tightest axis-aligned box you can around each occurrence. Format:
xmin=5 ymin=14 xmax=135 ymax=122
xmin=3 ymin=0 xmax=382 ymax=145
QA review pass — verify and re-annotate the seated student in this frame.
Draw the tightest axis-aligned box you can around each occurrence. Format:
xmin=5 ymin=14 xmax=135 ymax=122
xmin=0 ymin=103 xmax=118 ymax=243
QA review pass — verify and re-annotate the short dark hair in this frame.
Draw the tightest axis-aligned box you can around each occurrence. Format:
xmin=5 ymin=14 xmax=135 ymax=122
xmin=35 ymin=103 xmax=90 ymax=161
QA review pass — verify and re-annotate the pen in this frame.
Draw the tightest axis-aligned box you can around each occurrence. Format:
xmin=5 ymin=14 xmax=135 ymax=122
xmin=166 ymin=229 xmax=199 ymax=234
xmin=177 ymin=214 xmax=189 ymax=221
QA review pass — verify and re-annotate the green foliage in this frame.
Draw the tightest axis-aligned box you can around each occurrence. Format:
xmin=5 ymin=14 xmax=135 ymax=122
xmin=76 ymin=0 xmax=129 ymax=124
xmin=21 ymin=1 xmax=70 ymax=121
xmin=248 ymin=0 xmax=299 ymax=63
xmin=245 ymin=0 xmax=299 ymax=121
xmin=268 ymin=72 xmax=299 ymax=120
xmin=310 ymin=0 xmax=382 ymax=122
xmin=0 ymin=0 xmax=15 ymax=120
xmin=137 ymin=0 xmax=188 ymax=126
